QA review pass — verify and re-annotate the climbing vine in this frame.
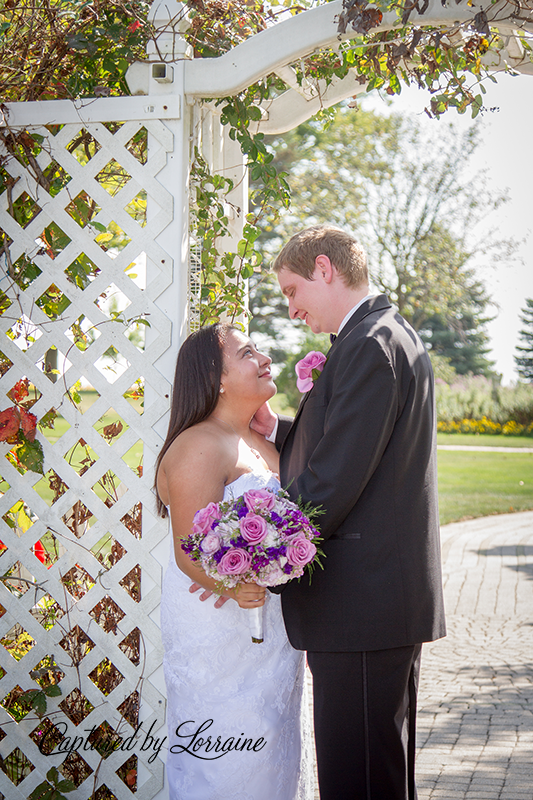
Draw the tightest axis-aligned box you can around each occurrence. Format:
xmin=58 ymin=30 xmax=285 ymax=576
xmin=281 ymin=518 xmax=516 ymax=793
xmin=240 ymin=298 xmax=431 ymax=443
xmin=1 ymin=0 xmax=531 ymax=323
xmin=182 ymin=0 xmax=532 ymax=322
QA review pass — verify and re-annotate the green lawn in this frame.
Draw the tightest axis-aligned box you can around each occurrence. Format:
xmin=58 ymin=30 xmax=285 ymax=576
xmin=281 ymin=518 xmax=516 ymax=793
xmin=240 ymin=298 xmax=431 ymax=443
xmin=437 ymin=433 xmax=533 ymax=448
xmin=437 ymin=450 xmax=533 ymax=525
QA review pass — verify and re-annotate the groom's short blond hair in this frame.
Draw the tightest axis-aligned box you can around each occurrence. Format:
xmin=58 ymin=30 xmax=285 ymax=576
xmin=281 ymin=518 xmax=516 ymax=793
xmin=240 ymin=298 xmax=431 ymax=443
xmin=272 ymin=225 xmax=368 ymax=288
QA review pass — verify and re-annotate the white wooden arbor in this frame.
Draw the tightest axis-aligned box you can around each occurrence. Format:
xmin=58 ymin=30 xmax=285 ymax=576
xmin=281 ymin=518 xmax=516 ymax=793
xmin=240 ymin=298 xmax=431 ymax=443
xmin=0 ymin=1 xmax=531 ymax=798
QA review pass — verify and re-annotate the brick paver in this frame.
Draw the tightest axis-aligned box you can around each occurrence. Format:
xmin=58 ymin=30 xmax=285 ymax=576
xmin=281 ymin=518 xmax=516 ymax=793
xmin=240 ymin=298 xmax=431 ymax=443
xmin=416 ymin=511 xmax=533 ymax=799
xmin=308 ymin=510 xmax=533 ymax=799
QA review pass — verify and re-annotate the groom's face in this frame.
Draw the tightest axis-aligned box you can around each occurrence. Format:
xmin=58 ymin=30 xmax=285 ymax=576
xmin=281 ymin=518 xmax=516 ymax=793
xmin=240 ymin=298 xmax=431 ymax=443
xmin=277 ymin=265 xmax=332 ymax=334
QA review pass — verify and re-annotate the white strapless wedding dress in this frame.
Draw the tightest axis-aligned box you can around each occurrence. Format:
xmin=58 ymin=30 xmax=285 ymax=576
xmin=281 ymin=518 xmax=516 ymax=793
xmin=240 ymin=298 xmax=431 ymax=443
xmin=160 ymin=465 xmax=314 ymax=799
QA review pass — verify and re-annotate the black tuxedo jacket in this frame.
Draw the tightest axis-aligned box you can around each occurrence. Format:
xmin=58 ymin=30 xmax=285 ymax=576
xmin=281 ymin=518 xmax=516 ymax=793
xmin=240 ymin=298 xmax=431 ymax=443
xmin=275 ymin=295 xmax=446 ymax=652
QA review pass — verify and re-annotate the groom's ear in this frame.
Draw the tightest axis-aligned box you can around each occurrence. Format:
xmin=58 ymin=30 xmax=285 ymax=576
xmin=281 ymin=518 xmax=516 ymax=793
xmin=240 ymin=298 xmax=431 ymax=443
xmin=314 ymin=254 xmax=334 ymax=284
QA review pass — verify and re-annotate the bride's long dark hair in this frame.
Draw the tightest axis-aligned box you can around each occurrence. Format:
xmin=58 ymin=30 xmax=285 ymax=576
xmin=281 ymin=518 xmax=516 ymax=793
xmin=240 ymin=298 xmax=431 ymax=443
xmin=154 ymin=323 xmax=237 ymax=518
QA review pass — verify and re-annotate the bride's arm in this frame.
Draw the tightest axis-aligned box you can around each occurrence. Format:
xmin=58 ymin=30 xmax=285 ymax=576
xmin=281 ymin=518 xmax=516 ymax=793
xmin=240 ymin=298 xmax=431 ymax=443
xmin=159 ymin=429 xmax=266 ymax=609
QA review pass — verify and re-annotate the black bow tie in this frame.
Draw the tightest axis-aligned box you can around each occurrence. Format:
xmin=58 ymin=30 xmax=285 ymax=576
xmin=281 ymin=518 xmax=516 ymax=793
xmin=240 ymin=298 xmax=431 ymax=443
xmin=330 ymin=334 xmax=337 ymax=344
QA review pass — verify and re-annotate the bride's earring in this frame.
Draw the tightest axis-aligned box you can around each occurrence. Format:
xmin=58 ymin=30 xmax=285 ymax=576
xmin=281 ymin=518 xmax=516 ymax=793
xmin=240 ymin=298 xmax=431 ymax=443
xmin=219 ymin=386 xmax=225 ymax=394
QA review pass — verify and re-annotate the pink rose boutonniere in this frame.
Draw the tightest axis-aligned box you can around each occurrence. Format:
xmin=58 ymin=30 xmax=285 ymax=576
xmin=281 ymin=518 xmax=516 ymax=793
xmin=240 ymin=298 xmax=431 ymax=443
xmin=295 ymin=351 xmax=327 ymax=393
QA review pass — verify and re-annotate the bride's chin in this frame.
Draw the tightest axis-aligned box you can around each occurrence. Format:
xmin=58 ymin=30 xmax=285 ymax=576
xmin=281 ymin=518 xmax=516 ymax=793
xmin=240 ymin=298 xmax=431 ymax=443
xmin=266 ymin=382 xmax=277 ymax=400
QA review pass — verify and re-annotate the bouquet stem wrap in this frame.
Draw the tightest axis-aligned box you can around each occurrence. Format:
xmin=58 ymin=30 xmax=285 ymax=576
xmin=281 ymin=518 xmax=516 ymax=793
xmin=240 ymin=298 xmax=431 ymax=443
xmin=249 ymin=606 xmax=264 ymax=644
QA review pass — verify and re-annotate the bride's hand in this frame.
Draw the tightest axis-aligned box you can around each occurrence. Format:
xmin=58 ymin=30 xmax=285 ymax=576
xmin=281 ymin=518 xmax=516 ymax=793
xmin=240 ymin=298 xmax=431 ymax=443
xmin=189 ymin=582 xmax=229 ymax=608
xmin=232 ymin=582 xmax=266 ymax=609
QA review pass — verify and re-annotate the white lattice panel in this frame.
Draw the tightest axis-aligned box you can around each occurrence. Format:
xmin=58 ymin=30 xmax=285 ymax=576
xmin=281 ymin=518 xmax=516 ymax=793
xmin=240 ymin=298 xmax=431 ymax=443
xmin=0 ymin=115 xmax=174 ymax=799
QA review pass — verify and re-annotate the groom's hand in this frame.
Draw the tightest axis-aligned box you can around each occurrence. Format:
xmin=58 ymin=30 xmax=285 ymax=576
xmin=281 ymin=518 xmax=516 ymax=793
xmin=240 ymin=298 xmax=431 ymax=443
xmin=189 ymin=582 xmax=229 ymax=608
xmin=250 ymin=401 xmax=277 ymax=438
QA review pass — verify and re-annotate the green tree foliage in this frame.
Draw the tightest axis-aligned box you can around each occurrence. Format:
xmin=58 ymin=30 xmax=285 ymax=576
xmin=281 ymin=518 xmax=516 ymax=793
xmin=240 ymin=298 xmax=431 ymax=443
xmin=429 ymin=353 xmax=457 ymax=385
xmin=421 ymin=308 xmax=495 ymax=377
xmin=275 ymin=331 xmax=331 ymax=411
xmin=515 ymin=298 xmax=533 ymax=382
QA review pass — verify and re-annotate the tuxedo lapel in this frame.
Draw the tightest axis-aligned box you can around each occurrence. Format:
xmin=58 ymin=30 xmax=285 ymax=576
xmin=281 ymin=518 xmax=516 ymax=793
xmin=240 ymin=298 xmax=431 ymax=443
xmin=280 ymin=296 xmax=392 ymax=457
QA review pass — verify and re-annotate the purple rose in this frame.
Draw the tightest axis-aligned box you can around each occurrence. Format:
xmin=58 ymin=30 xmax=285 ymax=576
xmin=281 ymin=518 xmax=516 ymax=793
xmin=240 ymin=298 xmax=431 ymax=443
xmin=295 ymin=351 xmax=327 ymax=393
xmin=286 ymin=536 xmax=317 ymax=567
xmin=200 ymin=533 xmax=221 ymax=554
xmin=243 ymin=489 xmax=276 ymax=513
xmin=193 ymin=502 xmax=220 ymax=535
xmin=240 ymin=514 xmax=268 ymax=545
xmin=217 ymin=548 xmax=252 ymax=575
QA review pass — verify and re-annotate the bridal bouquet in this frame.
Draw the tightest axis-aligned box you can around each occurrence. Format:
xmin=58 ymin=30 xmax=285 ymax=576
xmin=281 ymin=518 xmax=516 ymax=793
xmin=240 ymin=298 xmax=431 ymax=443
xmin=181 ymin=487 xmax=323 ymax=642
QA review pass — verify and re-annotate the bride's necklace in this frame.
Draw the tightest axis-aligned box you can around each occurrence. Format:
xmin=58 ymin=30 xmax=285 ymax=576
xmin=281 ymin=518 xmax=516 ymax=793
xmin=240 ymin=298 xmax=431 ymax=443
xmin=212 ymin=416 xmax=263 ymax=461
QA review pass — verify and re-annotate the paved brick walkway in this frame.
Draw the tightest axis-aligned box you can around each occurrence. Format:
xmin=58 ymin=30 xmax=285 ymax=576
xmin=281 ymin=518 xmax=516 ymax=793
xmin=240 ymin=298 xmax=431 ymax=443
xmin=437 ymin=445 xmax=533 ymax=453
xmin=416 ymin=511 xmax=533 ymax=799
xmin=308 ymin=510 xmax=533 ymax=799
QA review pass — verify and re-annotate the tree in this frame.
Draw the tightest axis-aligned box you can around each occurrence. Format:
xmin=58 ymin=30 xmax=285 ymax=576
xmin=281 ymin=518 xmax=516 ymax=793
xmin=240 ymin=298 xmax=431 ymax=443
xmin=515 ymin=299 xmax=533 ymax=382
xmin=248 ymin=272 xmax=302 ymax=366
xmin=250 ymin=106 xmax=511 ymax=376
xmin=420 ymin=310 xmax=495 ymax=377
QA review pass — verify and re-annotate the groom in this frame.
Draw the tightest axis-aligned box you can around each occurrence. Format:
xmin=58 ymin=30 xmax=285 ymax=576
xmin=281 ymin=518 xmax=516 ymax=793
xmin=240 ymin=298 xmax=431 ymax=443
xmin=254 ymin=225 xmax=446 ymax=800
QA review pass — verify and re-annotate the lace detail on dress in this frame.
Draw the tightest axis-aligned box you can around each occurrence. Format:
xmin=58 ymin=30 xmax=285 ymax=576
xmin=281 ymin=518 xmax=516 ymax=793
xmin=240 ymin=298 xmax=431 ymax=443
xmin=161 ymin=468 xmax=315 ymax=800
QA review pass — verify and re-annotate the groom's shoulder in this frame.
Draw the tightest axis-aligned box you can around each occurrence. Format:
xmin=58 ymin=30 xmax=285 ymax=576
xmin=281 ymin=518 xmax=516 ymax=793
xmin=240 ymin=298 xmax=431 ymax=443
xmin=341 ymin=300 xmax=427 ymax=365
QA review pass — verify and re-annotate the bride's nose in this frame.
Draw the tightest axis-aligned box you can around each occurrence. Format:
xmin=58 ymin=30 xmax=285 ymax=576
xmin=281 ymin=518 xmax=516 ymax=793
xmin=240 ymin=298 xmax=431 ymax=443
xmin=259 ymin=351 xmax=272 ymax=367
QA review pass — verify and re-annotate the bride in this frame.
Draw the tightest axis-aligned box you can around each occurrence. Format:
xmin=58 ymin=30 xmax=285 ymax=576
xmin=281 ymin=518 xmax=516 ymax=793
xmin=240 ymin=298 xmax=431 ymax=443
xmin=155 ymin=323 xmax=313 ymax=800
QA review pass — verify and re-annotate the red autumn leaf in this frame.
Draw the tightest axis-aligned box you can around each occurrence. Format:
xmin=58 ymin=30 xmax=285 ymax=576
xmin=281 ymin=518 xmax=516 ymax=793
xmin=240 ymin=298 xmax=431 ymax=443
xmin=20 ymin=408 xmax=38 ymax=442
xmin=7 ymin=378 xmax=29 ymax=404
xmin=126 ymin=769 xmax=137 ymax=787
xmin=34 ymin=540 xmax=48 ymax=564
xmin=0 ymin=407 xmax=20 ymax=442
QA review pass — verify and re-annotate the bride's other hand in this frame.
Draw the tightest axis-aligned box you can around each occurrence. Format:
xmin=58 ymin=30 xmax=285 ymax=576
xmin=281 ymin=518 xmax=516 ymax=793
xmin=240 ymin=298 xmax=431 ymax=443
xmin=250 ymin=401 xmax=277 ymax=438
xmin=189 ymin=582 xmax=229 ymax=608
xmin=233 ymin=582 xmax=266 ymax=609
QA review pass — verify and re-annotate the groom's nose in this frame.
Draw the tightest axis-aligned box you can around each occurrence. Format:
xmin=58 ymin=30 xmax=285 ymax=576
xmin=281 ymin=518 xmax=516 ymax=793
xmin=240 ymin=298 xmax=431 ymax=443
xmin=288 ymin=299 xmax=298 ymax=320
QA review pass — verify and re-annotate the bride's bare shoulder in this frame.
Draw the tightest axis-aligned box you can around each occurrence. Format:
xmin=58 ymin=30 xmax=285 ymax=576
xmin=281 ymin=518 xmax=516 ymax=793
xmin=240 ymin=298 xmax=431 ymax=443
xmin=161 ymin=421 xmax=229 ymax=473
xmin=157 ymin=422 xmax=231 ymax=505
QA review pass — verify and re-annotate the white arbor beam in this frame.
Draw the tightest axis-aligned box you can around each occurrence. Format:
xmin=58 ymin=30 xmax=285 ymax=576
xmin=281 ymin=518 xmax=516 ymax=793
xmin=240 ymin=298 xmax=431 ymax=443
xmin=184 ymin=0 xmax=533 ymax=100
xmin=256 ymin=70 xmax=367 ymax=135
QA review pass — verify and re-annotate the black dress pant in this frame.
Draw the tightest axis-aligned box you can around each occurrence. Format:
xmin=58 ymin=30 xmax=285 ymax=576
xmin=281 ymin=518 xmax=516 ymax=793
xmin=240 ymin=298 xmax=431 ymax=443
xmin=307 ymin=644 xmax=422 ymax=800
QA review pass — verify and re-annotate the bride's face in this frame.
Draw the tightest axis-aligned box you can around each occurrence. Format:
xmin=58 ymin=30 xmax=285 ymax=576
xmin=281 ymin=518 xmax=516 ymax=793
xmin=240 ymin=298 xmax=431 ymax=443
xmin=220 ymin=330 xmax=276 ymax=404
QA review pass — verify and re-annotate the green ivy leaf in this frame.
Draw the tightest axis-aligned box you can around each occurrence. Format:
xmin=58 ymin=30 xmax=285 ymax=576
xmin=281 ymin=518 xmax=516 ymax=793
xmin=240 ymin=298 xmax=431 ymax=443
xmin=55 ymin=779 xmax=76 ymax=793
xmin=44 ymin=684 xmax=62 ymax=697
xmin=17 ymin=438 xmax=44 ymax=474
xmin=88 ymin=221 xmax=108 ymax=233
xmin=28 ymin=784 xmax=55 ymax=800
xmin=32 ymin=691 xmax=47 ymax=715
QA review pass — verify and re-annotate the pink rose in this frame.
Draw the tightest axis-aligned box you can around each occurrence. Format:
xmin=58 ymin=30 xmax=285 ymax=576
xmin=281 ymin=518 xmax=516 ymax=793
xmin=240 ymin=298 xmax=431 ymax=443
xmin=286 ymin=536 xmax=317 ymax=567
xmin=200 ymin=533 xmax=221 ymax=554
xmin=295 ymin=351 xmax=327 ymax=393
xmin=243 ymin=489 xmax=276 ymax=513
xmin=240 ymin=514 xmax=268 ymax=544
xmin=217 ymin=548 xmax=252 ymax=575
xmin=193 ymin=502 xmax=220 ymax=535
